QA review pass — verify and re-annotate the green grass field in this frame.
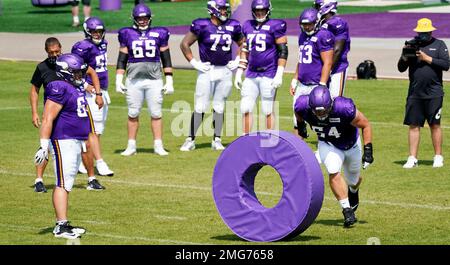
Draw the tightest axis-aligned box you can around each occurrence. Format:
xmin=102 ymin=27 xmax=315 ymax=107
xmin=1 ymin=60 xmax=450 ymax=245
xmin=0 ymin=0 xmax=447 ymax=33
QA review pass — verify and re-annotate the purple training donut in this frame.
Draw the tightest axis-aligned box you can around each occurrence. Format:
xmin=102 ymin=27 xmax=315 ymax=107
xmin=212 ymin=130 xmax=324 ymax=242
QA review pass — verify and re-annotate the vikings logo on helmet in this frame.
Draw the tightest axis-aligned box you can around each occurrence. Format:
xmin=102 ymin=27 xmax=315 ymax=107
xmin=318 ymin=0 xmax=338 ymax=16
xmin=299 ymin=7 xmax=320 ymax=36
xmin=251 ymin=0 xmax=272 ymax=23
xmin=83 ymin=17 xmax=105 ymax=45
xmin=56 ymin=53 xmax=87 ymax=87
xmin=309 ymin=86 xmax=333 ymax=121
xmin=207 ymin=0 xmax=231 ymax=22
xmin=132 ymin=4 xmax=152 ymax=31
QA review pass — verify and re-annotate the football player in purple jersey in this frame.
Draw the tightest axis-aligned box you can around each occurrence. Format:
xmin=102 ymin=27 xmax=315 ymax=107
xmin=314 ymin=0 xmax=351 ymax=98
xmin=115 ymin=4 xmax=174 ymax=156
xmin=234 ymin=0 xmax=288 ymax=134
xmin=295 ymin=86 xmax=373 ymax=228
xmin=34 ymin=54 xmax=92 ymax=239
xmin=72 ymin=17 xmax=114 ymax=177
xmin=290 ymin=7 xmax=334 ymax=140
xmin=179 ymin=0 xmax=245 ymax=151
xmin=30 ymin=38 xmax=105 ymax=192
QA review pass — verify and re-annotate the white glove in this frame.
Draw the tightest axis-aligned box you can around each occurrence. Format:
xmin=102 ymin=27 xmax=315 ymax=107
xmin=226 ymin=56 xmax=240 ymax=71
xmin=190 ymin=58 xmax=211 ymax=73
xmin=162 ymin=75 xmax=174 ymax=95
xmin=234 ymin=68 xmax=244 ymax=90
xmin=34 ymin=139 xmax=49 ymax=165
xmin=115 ymin=74 xmax=126 ymax=94
xmin=271 ymin=66 xmax=284 ymax=89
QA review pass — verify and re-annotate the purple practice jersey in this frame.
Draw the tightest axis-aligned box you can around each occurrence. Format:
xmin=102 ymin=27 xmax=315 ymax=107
xmin=45 ymin=80 xmax=90 ymax=141
xmin=294 ymin=96 xmax=358 ymax=150
xmin=297 ymin=29 xmax=334 ymax=85
xmin=190 ymin=18 xmax=242 ymax=66
xmin=118 ymin=26 xmax=170 ymax=63
xmin=72 ymin=39 xmax=109 ymax=89
xmin=242 ymin=19 xmax=286 ymax=78
xmin=321 ymin=16 xmax=350 ymax=74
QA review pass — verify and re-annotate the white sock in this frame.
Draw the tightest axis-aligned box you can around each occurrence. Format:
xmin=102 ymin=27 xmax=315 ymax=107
xmin=128 ymin=139 xmax=136 ymax=149
xmin=339 ymin=198 xmax=351 ymax=209
xmin=73 ymin=16 xmax=79 ymax=24
xmin=96 ymin=159 xmax=104 ymax=165
xmin=35 ymin=178 xmax=43 ymax=184
xmin=88 ymin=176 xmax=96 ymax=182
xmin=56 ymin=219 xmax=68 ymax=225
xmin=154 ymin=139 xmax=163 ymax=147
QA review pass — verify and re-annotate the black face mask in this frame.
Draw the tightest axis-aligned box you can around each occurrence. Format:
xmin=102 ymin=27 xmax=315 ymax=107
xmin=48 ymin=56 xmax=58 ymax=65
xmin=417 ymin=32 xmax=432 ymax=43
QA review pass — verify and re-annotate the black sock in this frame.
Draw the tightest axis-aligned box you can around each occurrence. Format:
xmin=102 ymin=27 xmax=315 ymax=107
xmin=190 ymin=112 xmax=204 ymax=140
xmin=213 ymin=111 xmax=224 ymax=138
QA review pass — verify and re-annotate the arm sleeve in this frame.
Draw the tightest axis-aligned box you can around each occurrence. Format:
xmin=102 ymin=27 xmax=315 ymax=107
xmin=397 ymin=56 xmax=409 ymax=72
xmin=431 ymin=41 xmax=450 ymax=71
xmin=46 ymin=82 xmax=67 ymax=105
xmin=30 ymin=66 xmax=43 ymax=88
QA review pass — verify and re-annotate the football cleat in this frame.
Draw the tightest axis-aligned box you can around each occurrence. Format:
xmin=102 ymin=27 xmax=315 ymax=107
xmin=348 ymin=187 xmax=359 ymax=212
xmin=180 ymin=137 xmax=195 ymax=152
xmin=211 ymin=137 xmax=225 ymax=151
xmin=121 ymin=147 xmax=137 ymax=156
xmin=342 ymin=207 xmax=357 ymax=228
xmin=78 ymin=163 xmax=88 ymax=174
xmin=53 ymin=222 xmax=81 ymax=239
xmin=96 ymin=161 xmax=114 ymax=176
xmin=154 ymin=144 xmax=169 ymax=156
xmin=87 ymin=179 xmax=105 ymax=191
xmin=34 ymin=181 xmax=47 ymax=193
xmin=403 ymin=156 xmax=418 ymax=169
xmin=433 ymin=155 xmax=443 ymax=168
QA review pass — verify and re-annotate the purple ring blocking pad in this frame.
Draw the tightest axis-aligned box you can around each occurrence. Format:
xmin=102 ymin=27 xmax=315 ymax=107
xmin=212 ymin=130 xmax=324 ymax=242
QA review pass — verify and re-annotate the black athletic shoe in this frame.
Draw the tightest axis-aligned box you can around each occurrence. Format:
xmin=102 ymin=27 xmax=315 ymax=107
xmin=348 ymin=187 xmax=359 ymax=212
xmin=342 ymin=207 xmax=357 ymax=228
xmin=34 ymin=181 xmax=47 ymax=193
xmin=53 ymin=222 xmax=80 ymax=239
xmin=87 ymin=179 xmax=105 ymax=190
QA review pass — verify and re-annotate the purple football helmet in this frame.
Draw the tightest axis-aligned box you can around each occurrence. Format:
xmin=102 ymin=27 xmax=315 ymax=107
xmin=252 ymin=0 xmax=272 ymax=23
xmin=56 ymin=53 xmax=87 ymax=87
xmin=313 ymin=0 xmax=325 ymax=10
xmin=132 ymin=4 xmax=152 ymax=31
xmin=207 ymin=0 xmax=230 ymax=22
xmin=83 ymin=17 xmax=105 ymax=45
xmin=309 ymin=85 xmax=332 ymax=121
xmin=318 ymin=0 xmax=338 ymax=16
xmin=299 ymin=8 xmax=319 ymax=36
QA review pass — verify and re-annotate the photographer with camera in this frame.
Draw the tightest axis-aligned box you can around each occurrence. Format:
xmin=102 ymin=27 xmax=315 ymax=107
xmin=398 ymin=18 xmax=449 ymax=169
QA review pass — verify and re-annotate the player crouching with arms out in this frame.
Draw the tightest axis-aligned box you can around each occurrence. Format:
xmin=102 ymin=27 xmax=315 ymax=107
xmin=294 ymin=86 xmax=374 ymax=227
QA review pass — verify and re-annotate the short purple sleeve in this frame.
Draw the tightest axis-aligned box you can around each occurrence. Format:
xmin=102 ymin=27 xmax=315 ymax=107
xmin=294 ymin=95 xmax=310 ymax=117
xmin=158 ymin=27 xmax=170 ymax=47
xmin=318 ymin=30 xmax=334 ymax=52
xmin=334 ymin=97 xmax=356 ymax=122
xmin=71 ymin=41 xmax=89 ymax=62
xmin=272 ymin=20 xmax=287 ymax=39
xmin=46 ymin=82 xmax=67 ymax=105
xmin=329 ymin=17 xmax=349 ymax=41
xmin=118 ymin=28 xmax=128 ymax=47
xmin=190 ymin=19 xmax=202 ymax=36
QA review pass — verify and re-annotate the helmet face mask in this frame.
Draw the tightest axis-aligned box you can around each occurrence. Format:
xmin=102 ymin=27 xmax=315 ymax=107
xmin=83 ymin=17 xmax=106 ymax=45
xmin=56 ymin=54 xmax=87 ymax=87
xmin=251 ymin=0 xmax=272 ymax=23
xmin=133 ymin=4 xmax=152 ymax=31
xmin=207 ymin=0 xmax=230 ymax=22
xmin=309 ymin=86 xmax=332 ymax=121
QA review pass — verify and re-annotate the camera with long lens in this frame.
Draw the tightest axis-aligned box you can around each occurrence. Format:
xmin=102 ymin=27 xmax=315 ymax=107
xmin=402 ymin=37 xmax=423 ymax=58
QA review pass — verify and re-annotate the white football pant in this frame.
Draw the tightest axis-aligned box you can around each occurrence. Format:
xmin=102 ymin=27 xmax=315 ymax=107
xmin=50 ymin=139 xmax=83 ymax=192
xmin=329 ymin=68 xmax=348 ymax=99
xmin=85 ymin=89 xmax=109 ymax=134
xmin=125 ymin=78 xmax=164 ymax=119
xmin=240 ymin=77 xmax=277 ymax=115
xmin=194 ymin=66 xmax=232 ymax=114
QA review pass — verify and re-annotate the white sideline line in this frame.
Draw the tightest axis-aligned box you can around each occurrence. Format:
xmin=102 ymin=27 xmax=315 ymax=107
xmin=154 ymin=215 xmax=187 ymax=221
xmin=2 ymin=105 xmax=450 ymax=129
xmin=0 ymin=223 xmax=207 ymax=245
xmin=2 ymin=169 xmax=450 ymax=212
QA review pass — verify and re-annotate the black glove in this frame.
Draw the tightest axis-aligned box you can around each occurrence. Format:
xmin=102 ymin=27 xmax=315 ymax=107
xmin=362 ymin=143 xmax=374 ymax=169
xmin=297 ymin=120 xmax=309 ymax=139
